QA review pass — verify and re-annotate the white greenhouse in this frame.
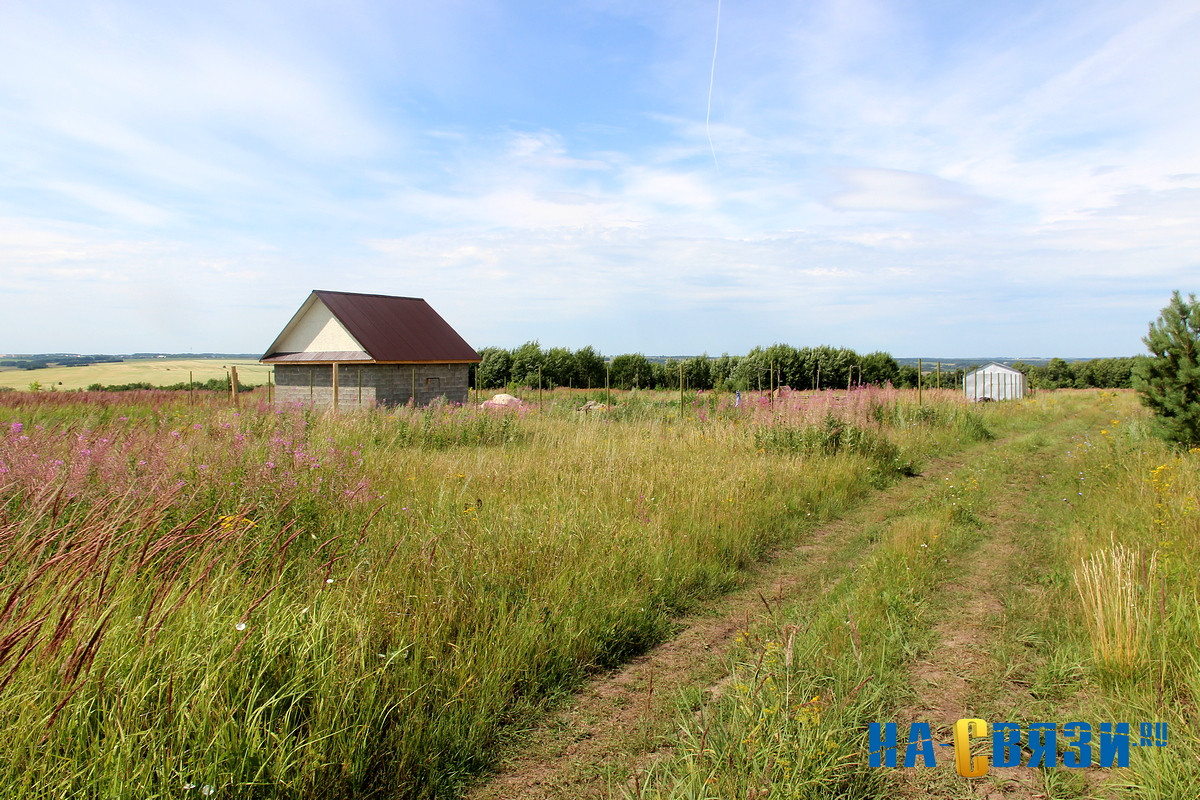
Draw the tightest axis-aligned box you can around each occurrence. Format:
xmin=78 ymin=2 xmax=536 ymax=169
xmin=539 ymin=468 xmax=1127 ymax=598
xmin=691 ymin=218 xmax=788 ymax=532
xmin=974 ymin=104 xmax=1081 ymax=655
xmin=964 ymin=362 xmax=1027 ymax=401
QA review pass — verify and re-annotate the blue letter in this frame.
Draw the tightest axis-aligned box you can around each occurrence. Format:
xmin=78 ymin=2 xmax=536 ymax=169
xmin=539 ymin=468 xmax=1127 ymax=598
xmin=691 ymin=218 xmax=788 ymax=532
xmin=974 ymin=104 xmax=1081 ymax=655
xmin=904 ymin=722 xmax=936 ymax=767
xmin=869 ymin=723 xmax=897 ymax=768
xmin=1063 ymin=722 xmax=1092 ymax=768
xmin=992 ymin=722 xmax=1022 ymax=767
xmin=1099 ymin=723 xmax=1130 ymax=768
xmin=1026 ymin=723 xmax=1057 ymax=767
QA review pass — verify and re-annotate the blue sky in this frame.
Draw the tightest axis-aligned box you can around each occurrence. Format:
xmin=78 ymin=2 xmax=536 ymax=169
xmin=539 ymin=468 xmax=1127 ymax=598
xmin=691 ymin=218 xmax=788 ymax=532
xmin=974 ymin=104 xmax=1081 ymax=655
xmin=2 ymin=0 xmax=1197 ymax=357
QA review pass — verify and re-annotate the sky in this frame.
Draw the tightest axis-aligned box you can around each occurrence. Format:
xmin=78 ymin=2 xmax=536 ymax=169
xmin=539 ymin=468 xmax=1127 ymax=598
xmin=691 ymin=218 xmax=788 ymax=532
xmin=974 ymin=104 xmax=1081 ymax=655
xmin=2 ymin=0 xmax=1198 ymax=358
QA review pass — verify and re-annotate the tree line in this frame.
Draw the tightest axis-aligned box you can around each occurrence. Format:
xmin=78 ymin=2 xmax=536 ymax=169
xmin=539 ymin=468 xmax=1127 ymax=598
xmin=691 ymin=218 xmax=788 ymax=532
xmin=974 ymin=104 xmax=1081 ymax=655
xmin=473 ymin=343 xmax=938 ymax=392
xmin=1011 ymin=357 xmax=1145 ymax=390
xmin=473 ymin=344 xmax=1147 ymax=393
xmin=1 ymin=356 xmax=124 ymax=370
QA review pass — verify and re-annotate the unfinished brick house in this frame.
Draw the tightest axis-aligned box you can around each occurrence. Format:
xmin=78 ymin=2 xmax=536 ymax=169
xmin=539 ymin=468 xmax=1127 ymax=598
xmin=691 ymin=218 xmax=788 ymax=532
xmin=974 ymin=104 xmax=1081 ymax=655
xmin=261 ymin=290 xmax=481 ymax=408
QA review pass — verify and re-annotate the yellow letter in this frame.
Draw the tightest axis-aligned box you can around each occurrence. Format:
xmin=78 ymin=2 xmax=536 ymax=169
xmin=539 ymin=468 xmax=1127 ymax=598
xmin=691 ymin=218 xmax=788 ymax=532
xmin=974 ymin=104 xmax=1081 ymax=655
xmin=953 ymin=718 xmax=989 ymax=777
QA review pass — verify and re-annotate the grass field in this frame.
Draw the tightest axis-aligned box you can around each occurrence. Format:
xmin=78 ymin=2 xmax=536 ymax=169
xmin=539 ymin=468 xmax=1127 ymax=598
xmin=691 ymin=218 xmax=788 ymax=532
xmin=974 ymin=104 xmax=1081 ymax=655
xmin=615 ymin=390 xmax=1200 ymax=800
xmin=0 ymin=358 xmax=269 ymax=391
xmin=0 ymin=387 xmax=1194 ymax=799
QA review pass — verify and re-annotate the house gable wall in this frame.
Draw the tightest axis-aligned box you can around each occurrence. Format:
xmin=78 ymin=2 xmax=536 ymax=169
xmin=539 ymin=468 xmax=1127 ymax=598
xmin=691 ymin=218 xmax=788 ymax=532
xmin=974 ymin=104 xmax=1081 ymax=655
xmin=274 ymin=299 xmax=364 ymax=354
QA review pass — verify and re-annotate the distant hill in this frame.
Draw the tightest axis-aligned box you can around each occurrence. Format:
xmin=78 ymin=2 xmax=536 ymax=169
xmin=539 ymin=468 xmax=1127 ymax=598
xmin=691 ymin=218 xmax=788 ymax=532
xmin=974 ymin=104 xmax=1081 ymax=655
xmin=1 ymin=352 xmax=259 ymax=362
xmin=894 ymin=357 xmax=1042 ymax=371
xmin=637 ymin=356 xmax=1128 ymax=369
xmin=893 ymin=357 xmax=1137 ymax=371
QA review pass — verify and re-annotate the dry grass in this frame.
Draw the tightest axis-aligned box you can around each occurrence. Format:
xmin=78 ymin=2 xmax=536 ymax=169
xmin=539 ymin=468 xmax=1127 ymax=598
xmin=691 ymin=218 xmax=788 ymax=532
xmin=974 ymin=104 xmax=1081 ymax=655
xmin=1074 ymin=544 xmax=1158 ymax=677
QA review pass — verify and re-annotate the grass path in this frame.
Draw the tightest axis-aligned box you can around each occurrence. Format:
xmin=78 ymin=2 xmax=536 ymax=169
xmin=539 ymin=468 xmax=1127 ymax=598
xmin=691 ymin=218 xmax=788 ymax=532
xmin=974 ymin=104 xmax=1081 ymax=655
xmin=463 ymin=452 xmax=980 ymax=800
xmin=465 ymin=401 xmax=1119 ymax=800
xmin=889 ymin=430 xmax=1100 ymax=800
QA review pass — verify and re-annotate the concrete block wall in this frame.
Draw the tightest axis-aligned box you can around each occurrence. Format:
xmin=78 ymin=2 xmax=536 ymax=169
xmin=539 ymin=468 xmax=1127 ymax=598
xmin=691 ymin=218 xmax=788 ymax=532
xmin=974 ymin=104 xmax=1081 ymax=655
xmin=272 ymin=364 xmax=470 ymax=408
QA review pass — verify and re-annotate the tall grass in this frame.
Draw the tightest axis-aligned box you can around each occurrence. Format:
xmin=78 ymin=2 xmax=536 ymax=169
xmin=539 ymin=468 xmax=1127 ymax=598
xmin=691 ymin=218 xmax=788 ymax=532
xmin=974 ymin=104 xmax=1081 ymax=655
xmin=1074 ymin=544 xmax=1158 ymax=678
xmin=1050 ymin=391 xmax=1200 ymax=796
xmin=626 ymin=430 xmax=1001 ymax=800
xmin=0 ymin=387 xmax=981 ymax=798
xmin=623 ymin=390 xmax=1141 ymax=799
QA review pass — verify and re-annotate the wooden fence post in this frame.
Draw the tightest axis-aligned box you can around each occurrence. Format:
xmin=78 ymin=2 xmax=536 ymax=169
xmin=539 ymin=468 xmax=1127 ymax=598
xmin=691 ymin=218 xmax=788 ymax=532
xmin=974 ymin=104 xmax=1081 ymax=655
xmin=230 ymin=366 xmax=240 ymax=406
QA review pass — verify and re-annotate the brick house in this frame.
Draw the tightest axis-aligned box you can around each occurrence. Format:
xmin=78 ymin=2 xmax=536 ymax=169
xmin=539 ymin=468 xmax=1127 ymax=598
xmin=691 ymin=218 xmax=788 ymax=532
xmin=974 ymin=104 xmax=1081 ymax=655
xmin=261 ymin=290 xmax=481 ymax=408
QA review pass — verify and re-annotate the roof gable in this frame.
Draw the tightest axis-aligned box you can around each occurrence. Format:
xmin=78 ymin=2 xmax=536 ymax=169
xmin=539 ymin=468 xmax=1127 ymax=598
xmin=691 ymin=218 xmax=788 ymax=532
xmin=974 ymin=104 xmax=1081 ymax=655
xmin=262 ymin=291 xmax=480 ymax=363
xmin=270 ymin=296 xmax=365 ymax=355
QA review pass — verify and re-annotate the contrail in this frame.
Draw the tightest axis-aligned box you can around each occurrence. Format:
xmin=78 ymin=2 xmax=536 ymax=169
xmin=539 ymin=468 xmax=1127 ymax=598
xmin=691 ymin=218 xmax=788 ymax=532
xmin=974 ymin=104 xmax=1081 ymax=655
xmin=706 ymin=0 xmax=722 ymax=169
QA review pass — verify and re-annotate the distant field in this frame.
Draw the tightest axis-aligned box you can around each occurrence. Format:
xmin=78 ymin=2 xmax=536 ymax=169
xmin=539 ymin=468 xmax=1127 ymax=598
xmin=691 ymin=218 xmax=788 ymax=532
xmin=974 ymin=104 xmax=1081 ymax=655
xmin=0 ymin=358 xmax=269 ymax=390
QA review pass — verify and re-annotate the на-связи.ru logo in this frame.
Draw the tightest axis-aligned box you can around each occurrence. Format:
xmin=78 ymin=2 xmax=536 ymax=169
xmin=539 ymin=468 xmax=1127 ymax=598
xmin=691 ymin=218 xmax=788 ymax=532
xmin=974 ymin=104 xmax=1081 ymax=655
xmin=869 ymin=719 xmax=1168 ymax=777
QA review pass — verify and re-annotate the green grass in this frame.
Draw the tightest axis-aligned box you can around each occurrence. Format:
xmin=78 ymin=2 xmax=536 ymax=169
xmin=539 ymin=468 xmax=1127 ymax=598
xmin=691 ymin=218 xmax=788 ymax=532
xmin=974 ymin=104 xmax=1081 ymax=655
xmin=624 ymin=389 xmax=1196 ymax=799
xmin=0 ymin=386 xmax=990 ymax=799
xmin=624 ymin=422 xmax=1024 ymax=799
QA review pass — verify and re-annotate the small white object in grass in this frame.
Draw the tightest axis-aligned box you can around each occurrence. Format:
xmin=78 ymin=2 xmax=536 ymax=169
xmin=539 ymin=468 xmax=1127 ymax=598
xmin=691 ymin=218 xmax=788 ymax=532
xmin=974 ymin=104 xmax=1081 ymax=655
xmin=235 ymin=622 xmax=246 ymax=631
xmin=326 ymin=578 xmax=334 ymax=584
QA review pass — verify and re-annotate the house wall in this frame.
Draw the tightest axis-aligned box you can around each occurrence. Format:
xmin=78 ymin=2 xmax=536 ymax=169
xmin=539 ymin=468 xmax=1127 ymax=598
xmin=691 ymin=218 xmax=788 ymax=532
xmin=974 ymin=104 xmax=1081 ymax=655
xmin=272 ymin=363 xmax=471 ymax=408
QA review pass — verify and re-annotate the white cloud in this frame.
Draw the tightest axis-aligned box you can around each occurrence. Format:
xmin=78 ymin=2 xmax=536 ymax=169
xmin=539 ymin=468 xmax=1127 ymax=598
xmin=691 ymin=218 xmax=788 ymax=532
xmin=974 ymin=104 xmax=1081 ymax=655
xmin=824 ymin=168 xmax=983 ymax=213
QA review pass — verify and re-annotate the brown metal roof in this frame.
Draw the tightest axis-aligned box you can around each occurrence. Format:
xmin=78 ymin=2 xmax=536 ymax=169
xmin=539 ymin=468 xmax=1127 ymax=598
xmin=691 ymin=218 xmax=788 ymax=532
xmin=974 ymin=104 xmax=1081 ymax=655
xmin=261 ymin=291 xmax=480 ymax=363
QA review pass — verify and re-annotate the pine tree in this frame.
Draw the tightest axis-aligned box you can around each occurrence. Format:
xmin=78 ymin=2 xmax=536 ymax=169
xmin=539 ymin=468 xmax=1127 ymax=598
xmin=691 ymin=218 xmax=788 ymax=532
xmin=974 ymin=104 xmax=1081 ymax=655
xmin=1134 ymin=291 xmax=1200 ymax=446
